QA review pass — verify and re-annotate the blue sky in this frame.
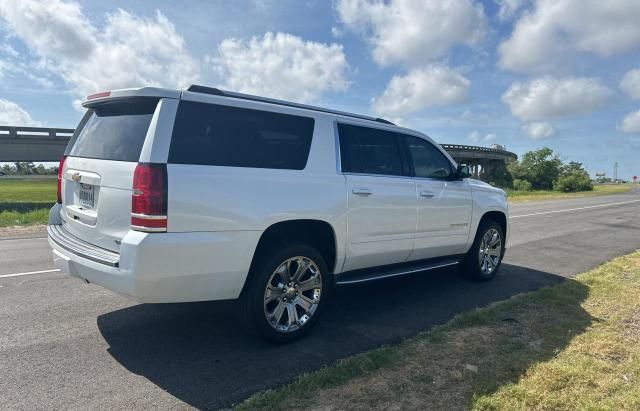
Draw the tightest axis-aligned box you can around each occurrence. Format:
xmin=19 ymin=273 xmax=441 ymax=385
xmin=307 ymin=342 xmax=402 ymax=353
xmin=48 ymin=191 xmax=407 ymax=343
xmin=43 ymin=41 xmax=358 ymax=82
xmin=1 ymin=0 xmax=639 ymax=179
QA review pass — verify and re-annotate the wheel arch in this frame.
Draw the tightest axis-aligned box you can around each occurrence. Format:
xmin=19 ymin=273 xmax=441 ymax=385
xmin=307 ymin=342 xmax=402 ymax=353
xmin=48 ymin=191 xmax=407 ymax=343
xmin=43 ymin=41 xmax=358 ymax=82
xmin=478 ymin=210 xmax=507 ymax=241
xmin=241 ymin=219 xmax=338 ymax=295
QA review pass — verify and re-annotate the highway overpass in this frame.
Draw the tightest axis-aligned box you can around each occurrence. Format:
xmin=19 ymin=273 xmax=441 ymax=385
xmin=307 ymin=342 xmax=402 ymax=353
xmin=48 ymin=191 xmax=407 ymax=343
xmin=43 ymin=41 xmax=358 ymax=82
xmin=0 ymin=126 xmax=74 ymax=162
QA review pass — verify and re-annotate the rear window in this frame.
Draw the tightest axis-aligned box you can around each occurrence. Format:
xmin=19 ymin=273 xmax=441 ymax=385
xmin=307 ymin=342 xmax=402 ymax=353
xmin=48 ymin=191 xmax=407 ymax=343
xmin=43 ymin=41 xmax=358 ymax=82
xmin=338 ymin=123 xmax=405 ymax=176
xmin=168 ymin=101 xmax=315 ymax=170
xmin=67 ymin=98 xmax=158 ymax=162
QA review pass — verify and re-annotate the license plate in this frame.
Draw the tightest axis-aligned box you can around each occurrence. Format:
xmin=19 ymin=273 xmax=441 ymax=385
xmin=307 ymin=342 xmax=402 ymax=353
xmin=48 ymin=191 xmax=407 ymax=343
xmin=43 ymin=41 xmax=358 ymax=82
xmin=79 ymin=184 xmax=95 ymax=208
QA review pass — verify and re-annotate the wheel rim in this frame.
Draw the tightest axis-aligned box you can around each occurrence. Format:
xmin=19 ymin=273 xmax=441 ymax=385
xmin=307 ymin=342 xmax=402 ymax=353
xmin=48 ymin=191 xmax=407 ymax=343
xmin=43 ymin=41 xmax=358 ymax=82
xmin=478 ymin=228 xmax=502 ymax=275
xmin=263 ymin=256 xmax=322 ymax=333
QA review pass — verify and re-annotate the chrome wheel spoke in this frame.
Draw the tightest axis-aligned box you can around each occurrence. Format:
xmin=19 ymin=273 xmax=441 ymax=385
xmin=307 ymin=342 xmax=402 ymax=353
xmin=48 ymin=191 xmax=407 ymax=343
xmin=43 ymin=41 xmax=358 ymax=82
xmin=264 ymin=285 xmax=283 ymax=303
xmin=276 ymin=261 xmax=291 ymax=283
xmin=292 ymin=258 xmax=310 ymax=282
xmin=294 ymin=294 xmax=314 ymax=312
xmin=488 ymin=247 xmax=501 ymax=258
xmin=286 ymin=303 xmax=298 ymax=327
xmin=269 ymin=301 xmax=286 ymax=325
xmin=486 ymin=255 xmax=494 ymax=272
xmin=298 ymin=275 xmax=321 ymax=292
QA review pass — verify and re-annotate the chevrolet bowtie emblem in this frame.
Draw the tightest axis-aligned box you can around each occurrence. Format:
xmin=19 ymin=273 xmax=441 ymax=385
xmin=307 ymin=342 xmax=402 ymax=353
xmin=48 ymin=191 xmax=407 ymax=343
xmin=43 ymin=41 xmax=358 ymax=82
xmin=71 ymin=172 xmax=81 ymax=182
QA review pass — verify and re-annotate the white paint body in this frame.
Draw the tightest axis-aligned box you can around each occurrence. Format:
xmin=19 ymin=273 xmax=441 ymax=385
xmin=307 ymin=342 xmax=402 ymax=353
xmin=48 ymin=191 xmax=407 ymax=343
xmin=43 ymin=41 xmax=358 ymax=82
xmin=48 ymin=87 xmax=508 ymax=303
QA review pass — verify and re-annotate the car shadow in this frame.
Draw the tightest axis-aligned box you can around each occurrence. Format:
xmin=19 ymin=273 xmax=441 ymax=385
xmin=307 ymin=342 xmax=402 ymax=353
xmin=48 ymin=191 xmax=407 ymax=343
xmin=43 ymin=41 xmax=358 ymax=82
xmin=97 ymin=263 xmax=581 ymax=409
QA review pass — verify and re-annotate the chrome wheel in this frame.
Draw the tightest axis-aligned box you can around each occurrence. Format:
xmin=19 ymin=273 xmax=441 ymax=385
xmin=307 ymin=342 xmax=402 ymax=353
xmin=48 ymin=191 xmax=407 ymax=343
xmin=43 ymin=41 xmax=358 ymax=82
xmin=478 ymin=228 xmax=502 ymax=275
xmin=263 ymin=256 xmax=322 ymax=333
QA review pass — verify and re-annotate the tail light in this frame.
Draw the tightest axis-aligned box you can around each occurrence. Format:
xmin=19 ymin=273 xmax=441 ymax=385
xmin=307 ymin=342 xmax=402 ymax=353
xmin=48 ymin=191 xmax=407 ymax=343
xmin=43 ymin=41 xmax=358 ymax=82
xmin=57 ymin=156 xmax=66 ymax=204
xmin=131 ymin=163 xmax=167 ymax=232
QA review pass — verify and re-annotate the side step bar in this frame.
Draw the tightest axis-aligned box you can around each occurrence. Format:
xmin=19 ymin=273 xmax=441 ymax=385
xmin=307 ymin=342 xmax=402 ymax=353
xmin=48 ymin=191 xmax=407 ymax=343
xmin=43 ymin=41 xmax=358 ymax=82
xmin=335 ymin=258 xmax=460 ymax=285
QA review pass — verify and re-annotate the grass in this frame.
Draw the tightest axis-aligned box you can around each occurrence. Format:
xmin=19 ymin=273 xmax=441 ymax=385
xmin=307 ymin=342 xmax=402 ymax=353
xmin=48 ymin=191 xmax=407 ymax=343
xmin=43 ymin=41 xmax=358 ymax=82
xmin=508 ymin=184 xmax=633 ymax=203
xmin=235 ymin=251 xmax=640 ymax=410
xmin=0 ymin=178 xmax=56 ymax=227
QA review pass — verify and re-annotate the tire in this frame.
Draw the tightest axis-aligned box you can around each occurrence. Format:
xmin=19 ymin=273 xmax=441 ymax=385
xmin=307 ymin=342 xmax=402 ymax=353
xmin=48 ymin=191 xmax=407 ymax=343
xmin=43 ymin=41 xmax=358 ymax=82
xmin=461 ymin=220 xmax=504 ymax=281
xmin=242 ymin=243 xmax=331 ymax=343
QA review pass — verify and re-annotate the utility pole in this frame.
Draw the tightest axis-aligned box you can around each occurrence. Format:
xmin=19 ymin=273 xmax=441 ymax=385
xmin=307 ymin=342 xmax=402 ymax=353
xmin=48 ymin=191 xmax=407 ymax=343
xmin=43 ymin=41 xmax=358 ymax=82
xmin=614 ymin=162 xmax=618 ymax=182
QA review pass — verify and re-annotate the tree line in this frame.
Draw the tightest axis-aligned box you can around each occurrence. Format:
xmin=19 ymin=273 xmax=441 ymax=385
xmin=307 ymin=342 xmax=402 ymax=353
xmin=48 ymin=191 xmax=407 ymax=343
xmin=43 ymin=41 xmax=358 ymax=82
xmin=487 ymin=147 xmax=593 ymax=192
xmin=1 ymin=162 xmax=59 ymax=175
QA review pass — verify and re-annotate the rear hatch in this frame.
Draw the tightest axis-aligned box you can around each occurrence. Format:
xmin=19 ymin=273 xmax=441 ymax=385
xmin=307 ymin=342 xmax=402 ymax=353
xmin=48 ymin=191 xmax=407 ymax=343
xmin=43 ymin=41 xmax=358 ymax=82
xmin=61 ymin=97 xmax=159 ymax=252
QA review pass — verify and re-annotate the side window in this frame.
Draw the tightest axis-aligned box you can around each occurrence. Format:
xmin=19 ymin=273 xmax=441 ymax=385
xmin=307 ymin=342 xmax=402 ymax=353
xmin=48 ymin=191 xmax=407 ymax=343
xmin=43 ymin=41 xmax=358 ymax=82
xmin=338 ymin=123 xmax=404 ymax=176
xmin=168 ymin=101 xmax=314 ymax=170
xmin=403 ymin=135 xmax=453 ymax=179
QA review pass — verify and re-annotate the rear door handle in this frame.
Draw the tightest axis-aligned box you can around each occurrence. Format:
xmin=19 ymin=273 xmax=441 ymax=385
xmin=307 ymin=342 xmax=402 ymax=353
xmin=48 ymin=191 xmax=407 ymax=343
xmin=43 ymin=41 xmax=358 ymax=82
xmin=419 ymin=191 xmax=435 ymax=198
xmin=352 ymin=187 xmax=373 ymax=196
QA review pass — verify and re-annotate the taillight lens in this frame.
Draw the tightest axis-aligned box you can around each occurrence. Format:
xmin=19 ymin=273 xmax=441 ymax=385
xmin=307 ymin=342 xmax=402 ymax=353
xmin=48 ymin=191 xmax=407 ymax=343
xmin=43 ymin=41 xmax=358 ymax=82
xmin=57 ymin=156 xmax=66 ymax=204
xmin=131 ymin=163 xmax=167 ymax=232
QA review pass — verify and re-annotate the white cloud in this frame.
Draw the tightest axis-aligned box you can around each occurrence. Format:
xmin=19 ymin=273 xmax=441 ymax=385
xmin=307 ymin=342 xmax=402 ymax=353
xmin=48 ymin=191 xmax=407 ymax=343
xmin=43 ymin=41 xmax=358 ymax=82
xmin=372 ymin=65 xmax=469 ymax=117
xmin=0 ymin=98 xmax=40 ymax=126
xmin=0 ymin=0 xmax=200 ymax=101
xmin=498 ymin=0 xmax=640 ymax=73
xmin=502 ymin=77 xmax=611 ymax=121
xmin=0 ymin=59 xmax=7 ymax=79
xmin=335 ymin=0 xmax=487 ymax=67
xmin=495 ymin=0 xmax=528 ymax=21
xmin=620 ymin=110 xmax=640 ymax=134
xmin=214 ymin=32 xmax=349 ymax=103
xmin=620 ymin=69 xmax=640 ymax=100
xmin=522 ymin=121 xmax=556 ymax=139
xmin=468 ymin=130 xmax=497 ymax=143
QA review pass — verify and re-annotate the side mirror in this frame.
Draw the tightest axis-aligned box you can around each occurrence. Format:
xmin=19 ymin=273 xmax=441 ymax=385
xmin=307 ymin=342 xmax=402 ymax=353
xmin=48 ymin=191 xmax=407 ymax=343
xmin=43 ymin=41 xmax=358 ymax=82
xmin=456 ymin=164 xmax=471 ymax=179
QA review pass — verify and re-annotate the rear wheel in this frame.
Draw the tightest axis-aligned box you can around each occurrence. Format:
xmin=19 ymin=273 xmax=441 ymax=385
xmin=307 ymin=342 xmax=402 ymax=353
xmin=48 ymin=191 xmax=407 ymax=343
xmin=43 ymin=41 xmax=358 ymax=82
xmin=242 ymin=244 xmax=331 ymax=343
xmin=462 ymin=220 xmax=504 ymax=281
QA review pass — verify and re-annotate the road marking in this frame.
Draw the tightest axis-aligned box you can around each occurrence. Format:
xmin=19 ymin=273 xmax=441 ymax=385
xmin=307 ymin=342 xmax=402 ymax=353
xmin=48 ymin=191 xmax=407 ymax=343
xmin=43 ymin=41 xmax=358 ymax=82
xmin=0 ymin=269 xmax=60 ymax=279
xmin=510 ymin=199 xmax=640 ymax=219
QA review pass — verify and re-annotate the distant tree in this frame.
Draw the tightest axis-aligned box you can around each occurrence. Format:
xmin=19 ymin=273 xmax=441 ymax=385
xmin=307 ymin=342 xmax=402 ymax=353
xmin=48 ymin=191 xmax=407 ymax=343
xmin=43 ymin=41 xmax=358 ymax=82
xmin=14 ymin=162 xmax=36 ymax=175
xmin=1 ymin=164 xmax=15 ymax=174
xmin=514 ymin=147 xmax=562 ymax=190
xmin=512 ymin=178 xmax=532 ymax=191
xmin=484 ymin=160 xmax=512 ymax=188
xmin=554 ymin=161 xmax=593 ymax=192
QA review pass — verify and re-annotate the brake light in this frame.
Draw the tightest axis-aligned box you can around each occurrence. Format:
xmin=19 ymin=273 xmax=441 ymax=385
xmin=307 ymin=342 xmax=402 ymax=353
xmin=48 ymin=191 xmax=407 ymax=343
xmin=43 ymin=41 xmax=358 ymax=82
xmin=57 ymin=156 xmax=66 ymax=204
xmin=131 ymin=163 xmax=167 ymax=232
xmin=86 ymin=91 xmax=111 ymax=100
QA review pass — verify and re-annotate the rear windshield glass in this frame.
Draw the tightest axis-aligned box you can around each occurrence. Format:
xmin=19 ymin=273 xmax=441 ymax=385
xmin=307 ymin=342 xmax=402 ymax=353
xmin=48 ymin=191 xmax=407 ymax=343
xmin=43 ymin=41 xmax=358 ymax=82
xmin=68 ymin=98 xmax=158 ymax=162
xmin=168 ymin=101 xmax=315 ymax=170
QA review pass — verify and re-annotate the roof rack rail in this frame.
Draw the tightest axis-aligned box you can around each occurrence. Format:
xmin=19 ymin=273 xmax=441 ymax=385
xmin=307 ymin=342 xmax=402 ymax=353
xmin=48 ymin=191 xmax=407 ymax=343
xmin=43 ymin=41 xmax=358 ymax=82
xmin=186 ymin=85 xmax=395 ymax=126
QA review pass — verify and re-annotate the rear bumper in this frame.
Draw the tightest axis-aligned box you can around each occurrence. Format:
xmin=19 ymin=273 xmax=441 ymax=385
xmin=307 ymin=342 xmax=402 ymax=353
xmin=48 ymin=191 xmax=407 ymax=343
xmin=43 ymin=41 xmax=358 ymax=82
xmin=48 ymin=223 xmax=261 ymax=303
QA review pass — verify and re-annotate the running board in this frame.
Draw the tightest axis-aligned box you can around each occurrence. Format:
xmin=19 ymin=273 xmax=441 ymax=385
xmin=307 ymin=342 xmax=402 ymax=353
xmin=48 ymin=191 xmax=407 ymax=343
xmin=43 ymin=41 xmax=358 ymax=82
xmin=335 ymin=258 xmax=460 ymax=285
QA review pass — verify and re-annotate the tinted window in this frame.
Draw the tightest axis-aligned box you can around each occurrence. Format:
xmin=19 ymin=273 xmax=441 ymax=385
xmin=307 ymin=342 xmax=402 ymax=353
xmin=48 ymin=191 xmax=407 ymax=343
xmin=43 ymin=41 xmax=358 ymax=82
xmin=68 ymin=98 xmax=158 ymax=162
xmin=403 ymin=135 xmax=453 ymax=179
xmin=338 ymin=123 xmax=404 ymax=176
xmin=168 ymin=101 xmax=314 ymax=170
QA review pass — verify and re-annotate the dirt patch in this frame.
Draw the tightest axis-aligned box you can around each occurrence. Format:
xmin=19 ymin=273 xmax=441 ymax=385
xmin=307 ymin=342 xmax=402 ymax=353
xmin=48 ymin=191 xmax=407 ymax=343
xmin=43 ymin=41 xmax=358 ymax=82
xmin=622 ymin=310 xmax=640 ymax=341
xmin=0 ymin=225 xmax=47 ymax=238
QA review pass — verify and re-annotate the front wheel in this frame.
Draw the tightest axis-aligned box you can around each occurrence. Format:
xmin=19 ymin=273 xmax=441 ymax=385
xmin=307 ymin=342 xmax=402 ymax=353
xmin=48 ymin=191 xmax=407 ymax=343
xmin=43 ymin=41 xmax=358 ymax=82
xmin=462 ymin=220 xmax=504 ymax=281
xmin=242 ymin=244 xmax=331 ymax=343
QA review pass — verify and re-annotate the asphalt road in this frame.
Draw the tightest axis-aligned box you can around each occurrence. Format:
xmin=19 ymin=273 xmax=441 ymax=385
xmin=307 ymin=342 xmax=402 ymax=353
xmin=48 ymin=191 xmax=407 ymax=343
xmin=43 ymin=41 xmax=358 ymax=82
xmin=1 ymin=189 xmax=639 ymax=409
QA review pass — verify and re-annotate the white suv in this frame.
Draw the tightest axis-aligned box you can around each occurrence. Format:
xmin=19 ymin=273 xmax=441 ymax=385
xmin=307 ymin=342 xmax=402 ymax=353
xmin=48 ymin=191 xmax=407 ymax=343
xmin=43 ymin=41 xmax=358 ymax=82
xmin=48 ymin=85 xmax=508 ymax=342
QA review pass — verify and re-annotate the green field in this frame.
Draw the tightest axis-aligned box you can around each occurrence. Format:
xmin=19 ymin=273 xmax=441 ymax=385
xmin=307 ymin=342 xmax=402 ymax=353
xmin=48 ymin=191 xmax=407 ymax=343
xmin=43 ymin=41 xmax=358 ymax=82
xmin=236 ymin=252 xmax=640 ymax=410
xmin=508 ymin=184 xmax=633 ymax=203
xmin=0 ymin=178 xmax=56 ymax=226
